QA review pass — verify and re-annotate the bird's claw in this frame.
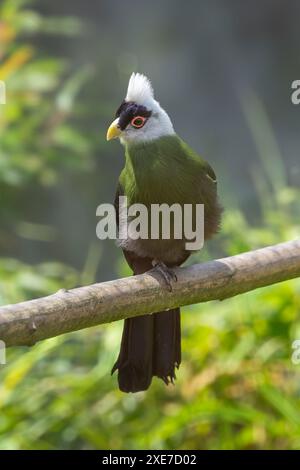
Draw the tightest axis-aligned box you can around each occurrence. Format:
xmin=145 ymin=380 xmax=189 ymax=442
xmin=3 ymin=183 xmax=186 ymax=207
xmin=151 ymin=260 xmax=177 ymax=292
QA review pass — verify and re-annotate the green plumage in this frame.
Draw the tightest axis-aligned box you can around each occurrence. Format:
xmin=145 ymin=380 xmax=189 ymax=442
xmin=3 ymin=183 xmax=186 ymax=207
xmin=121 ymin=135 xmax=216 ymax=203
xmin=118 ymin=134 xmax=221 ymax=248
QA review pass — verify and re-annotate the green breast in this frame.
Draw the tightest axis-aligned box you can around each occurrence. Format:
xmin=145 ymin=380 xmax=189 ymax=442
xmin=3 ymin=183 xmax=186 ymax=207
xmin=119 ymin=135 xmax=216 ymax=207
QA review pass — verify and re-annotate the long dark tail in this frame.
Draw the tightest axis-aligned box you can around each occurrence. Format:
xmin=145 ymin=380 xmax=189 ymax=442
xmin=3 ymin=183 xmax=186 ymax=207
xmin=112 ymin=308 xmax=181 ymax=393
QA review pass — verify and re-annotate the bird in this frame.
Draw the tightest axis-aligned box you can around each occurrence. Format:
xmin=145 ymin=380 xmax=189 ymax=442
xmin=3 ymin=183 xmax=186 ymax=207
xmin=106 ymin=73 xmax=222 ymax=393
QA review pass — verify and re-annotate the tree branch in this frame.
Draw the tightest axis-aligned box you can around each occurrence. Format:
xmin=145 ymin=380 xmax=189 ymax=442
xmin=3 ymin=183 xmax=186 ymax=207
xmin=1 ymin=240 xmax=300 ymax=347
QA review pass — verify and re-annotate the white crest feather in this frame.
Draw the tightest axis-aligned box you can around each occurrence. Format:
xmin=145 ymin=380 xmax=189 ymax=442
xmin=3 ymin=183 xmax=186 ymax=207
xmin=119 ymin=72 xmax=175 ymax=144
xmin=125 ymin=73 xmax=154 ymax=104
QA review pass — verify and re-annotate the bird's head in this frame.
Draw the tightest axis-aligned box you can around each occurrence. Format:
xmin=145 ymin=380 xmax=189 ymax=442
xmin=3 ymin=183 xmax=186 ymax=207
xmin=106 ymin=73 xmax=174 ymax=145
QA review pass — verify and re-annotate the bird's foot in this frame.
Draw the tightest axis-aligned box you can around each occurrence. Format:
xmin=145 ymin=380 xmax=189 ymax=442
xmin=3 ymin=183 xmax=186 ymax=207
xmin=151 ymin=260 xmax=177 ymax=292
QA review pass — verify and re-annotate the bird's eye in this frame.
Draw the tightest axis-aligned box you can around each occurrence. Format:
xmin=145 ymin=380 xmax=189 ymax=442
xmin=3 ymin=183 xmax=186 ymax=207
xmin=131 ymin=116 xmax=146 ymax=128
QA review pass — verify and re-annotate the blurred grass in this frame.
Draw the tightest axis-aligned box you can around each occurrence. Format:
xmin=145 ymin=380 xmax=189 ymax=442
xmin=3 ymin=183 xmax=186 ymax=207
xmin=0 ymin=0 xmax=300 ymax=451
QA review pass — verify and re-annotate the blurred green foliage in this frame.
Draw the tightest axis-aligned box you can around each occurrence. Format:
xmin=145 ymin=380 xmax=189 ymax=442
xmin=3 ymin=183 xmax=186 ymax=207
xmin=0 ymin=0 xmax=90 ymax=188
xmin=1 ymin=0 xmax=300 ymax=451
xmin=0 ymin=0 xmax=93 ymax=302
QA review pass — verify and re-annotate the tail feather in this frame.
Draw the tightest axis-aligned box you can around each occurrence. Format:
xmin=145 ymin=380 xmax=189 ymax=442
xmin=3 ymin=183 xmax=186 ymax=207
xmin=112 ymin=314 xmax=154 ymax=393
xmin=153 ymin=309 xmax=181 ymax=384
xmin=112 ymin=308 xmax=181 ymax=393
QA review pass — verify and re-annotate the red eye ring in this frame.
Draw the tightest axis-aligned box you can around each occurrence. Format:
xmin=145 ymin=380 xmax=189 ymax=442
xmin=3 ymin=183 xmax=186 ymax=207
xmin=131 ymin=116 xmax=146 ymax=128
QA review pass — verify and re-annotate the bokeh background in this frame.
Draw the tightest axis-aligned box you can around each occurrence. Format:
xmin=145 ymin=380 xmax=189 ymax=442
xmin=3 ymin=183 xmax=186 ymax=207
xmin=0 ymin=0 xmax=300 ymax=449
